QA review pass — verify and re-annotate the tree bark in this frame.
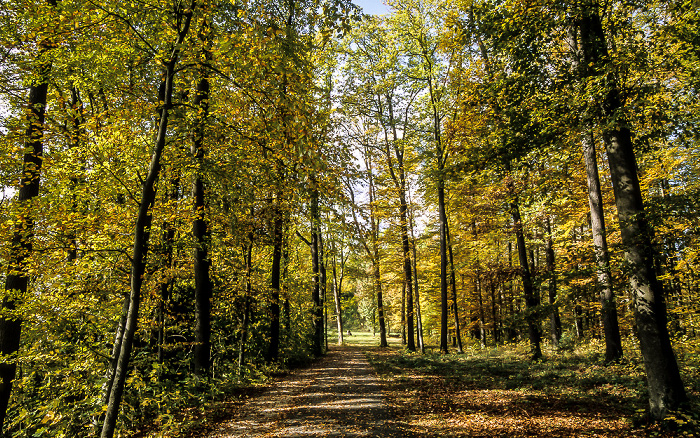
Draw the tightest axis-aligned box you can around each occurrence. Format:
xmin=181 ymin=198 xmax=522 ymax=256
xmin=192 ymin=36 xmax=212 ymax=376
xmin=310 ymin=183 xmax=324 ymax=357
xmin=545 ymin=217 xmax=562 ymax=348
xmin=266 ymin=200 xmax=283 ymax=362
xmin=238 ymin=235 xmax=253 ymax=377
xmin=397 ymin=161 xmax=415 ymax=353
xmin=409 ymin=202 xmax=424 ymax=353
xmin=438 ymin=179 xmax=449 ymax=353
xmin=582 ymin=131 xmax=623 ymax=362
xmin=446 ymin=221 xmax=463 ymax=353
xmin=100 ymin=7 xmax=194 ymax=437
xmin=331 ymin=239 xmax=344 ymax=345
xmin=0 ymin=2 xmax=56 ymax=430
xmin=384 ymin=94 xmax=414 ymax=352
xmin=510 ymin=196 xmax=542 ymax=360
xmin=576 ymin=1 xmax=686 ymax=418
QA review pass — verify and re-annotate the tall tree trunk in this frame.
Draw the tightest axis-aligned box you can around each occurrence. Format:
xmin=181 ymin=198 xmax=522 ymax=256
xmin=238 ymin=238 xmax=253 ymax=377
xmin=446 ymin=221 xmax=463 ymax=353
xmin=582 ymin=131 xmax=623 ymax=362
xmin=310 ymin=183 xmax=323 ymax=357
xmin=321 ymin=232 xmax=328 ymax=352
xmin=282 ymin=238 xmax=291 ymax=339
xmin=101 ymin=9 xmax=194 ymax=437
xmin=385 ymin=94 xmax=414 ymax=352
xmin=576 ymin=2 xmax=686 ymax=418
xmin=489 ymin=281 xmax=500 ymax=345
xmin=331 ymin=240 xmax=344 ymax=345
xmin=0 ymin=2 xmax=56 ymax=430
xmin=545 ymin=217 xmax=562 ymax=349
xmin=399 ymin=184 xmax=414 ymax=352
xmin=158 ymin=176 xmax=179 ymax=365
xmin=65 ymin=85 xmax=85 ymax=262
xmin=476 ymin=274 xmax=486 ymax=348
xmin=409 ymin=202 xmax=425 ymax=353
xmin=401 ymin=283 xmax=406 ymax=345
xmin=510 ymin=197 xmax=542 ymax=360
xmin=267 ymin=201 xmax=283 ymax=362
xmin=438 ymin=179 xmax=450 ymax=353
xmin=192 ymin=36 xmax=212 ymax=376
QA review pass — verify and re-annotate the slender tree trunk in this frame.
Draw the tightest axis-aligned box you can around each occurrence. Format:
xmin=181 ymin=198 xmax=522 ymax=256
xmin=158 ymin=176 xmax=178 ymax=365
xmin=510 ymin=197 xmax=542 ymax=360
xmin=310 ymin=184 xmax=323 ymax=357
xmin=386 ymin=95 xmax=414 ymax=352
xmin=238 ymin=238 xmax=253 ymax=377
xmin=192 ymin=38 xmax=212 ymax=376
xmin=0 ymin=3 xmax=56 ymax=430
xmin=476 ymin=274 xmax=486 ymax=348
xmin=399 ymin=192 xmax=414 ymax=351
xmin=65 ymin=85 xmax=85 ymax=262
xmin=282 ymin=237 xmax=291 ymax=339
xmin=321 ymin=232 xmax=328 ymax=352
xmin=489 ymin=281 xmax=500 ymax=345
xmin=409 ymin=202 xmax=424 ymax=353
xmin=545 ymin=217 xmax=562 ymax=349
xmin=350 ymin=157 xmax=387 ymax=348
xmin=101 ymin=9 xmax=194 ymax=437
xmin=438 ymin=180 xmax=449 ymax=353
xmin=582 ymin=131 xmax=623 ymax=362
xmin=576 ymin=2 xmax=685 ymax=418
xmin=446 ymin=221 xmax=463 ymax=353
xmin=267 ymin=201 xmax=283 ymax=361
xmin=331 ymin=240 xmax=344 ymax=345
xmin=401 ymin=283 xmax=406 ymax=345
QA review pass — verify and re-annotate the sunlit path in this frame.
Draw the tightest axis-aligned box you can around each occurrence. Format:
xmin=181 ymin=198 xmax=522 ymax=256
xmin=208 ymin=347 xmax=409 ymax=437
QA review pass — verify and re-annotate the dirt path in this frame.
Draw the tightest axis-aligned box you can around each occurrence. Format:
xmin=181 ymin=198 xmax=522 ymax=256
xmin=208 ymin=347 xmax=407 ymax=437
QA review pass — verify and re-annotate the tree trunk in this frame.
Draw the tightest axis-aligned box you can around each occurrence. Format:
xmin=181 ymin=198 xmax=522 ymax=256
xmin=510 ymin=198 xmax=542 ymax=360
xmin=0 ymin=3 xmax=55 ymax=429
xmin=489 ymin=281 xmax=500 ymax=346
xmin=370 ymin=182 xmax=387 ymax=348
xmin=101 ymin=9 xmax=194 ymax=437
xmin=545 ymin=217 xmax=562 ymax=349
xmin=438 ymin=179 xmax=449 ymax=353
xmin=446 ymin=221 xmax=463 ymax=353
xmin=409 ymin=202 xmax=424 ymax=353
xmin=192 ymin=39 xmax=212 ymax=376
xmin=576 ymin=2 xmax=686 ymax=418
xmin=320 ymin=232 xmax=328 ymax=352
xmin=238 ymin=238 xmax=253 ymax=377
xmin=401 ymin=283 xmax=406 ymax=345
xmin=476 ymin=274 xmax=486 ymax=348
xmin=267 ymin=201 xmax=283 ymax=362
xmin=331 ymin=240 xmax=344 ymax=345
xmin=386 ymin=94 xmax=414 ymax=352
xmin=582 ymin=131 xmax=623 ymax=362
xmin=310 ymin=184 xmax=323 ymax=357
xmin=399 ymin=189 xmax=414 ymax=352
xmin=157 ymin=175 xmax=178 ymax=365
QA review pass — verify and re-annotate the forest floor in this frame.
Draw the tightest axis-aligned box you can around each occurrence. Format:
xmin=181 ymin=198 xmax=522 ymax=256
xmin=194 ymin=333 xmax=699 ymax=437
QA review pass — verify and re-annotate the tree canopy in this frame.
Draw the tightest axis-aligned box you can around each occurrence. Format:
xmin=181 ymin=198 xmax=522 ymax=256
xmin=0 ymin=0 xmax=698 ymax=435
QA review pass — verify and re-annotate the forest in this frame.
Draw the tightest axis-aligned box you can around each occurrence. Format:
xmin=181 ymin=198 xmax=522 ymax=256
xmin=0 ymin=0 xmax=699 ymax=436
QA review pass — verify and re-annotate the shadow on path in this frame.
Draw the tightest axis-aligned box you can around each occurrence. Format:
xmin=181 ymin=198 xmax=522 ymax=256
xmin=209 ymin=347 xmax=413 ymax=437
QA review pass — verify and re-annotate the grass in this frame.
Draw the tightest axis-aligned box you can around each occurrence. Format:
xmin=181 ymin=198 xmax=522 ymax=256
xmin=362 ymin=334 xmax=700 ymax=437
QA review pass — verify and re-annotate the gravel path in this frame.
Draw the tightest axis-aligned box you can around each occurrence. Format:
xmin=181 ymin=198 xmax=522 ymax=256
xmin=208 ymin=347 xmax=407 ymax=437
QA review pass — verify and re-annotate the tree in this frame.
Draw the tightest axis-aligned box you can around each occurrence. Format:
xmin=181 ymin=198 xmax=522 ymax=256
xmin=0 ymin=1 xmax=58 ymax=431
xmin=100 ymin=4 xmax=195 ymax=437
xmin=573 ymin=0 xmax=686 ymax=419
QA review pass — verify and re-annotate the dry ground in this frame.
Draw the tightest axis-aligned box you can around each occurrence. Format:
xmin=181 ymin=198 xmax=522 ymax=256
xmin=193 ymin=333 xmax=698 ymax=437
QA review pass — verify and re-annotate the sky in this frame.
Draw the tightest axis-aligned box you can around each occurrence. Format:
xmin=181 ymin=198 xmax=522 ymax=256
xmin=352 ymin=0 xmax=391 ymax=16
